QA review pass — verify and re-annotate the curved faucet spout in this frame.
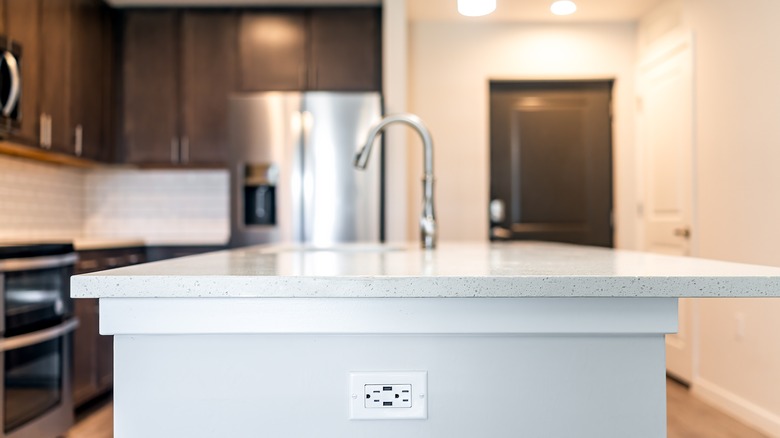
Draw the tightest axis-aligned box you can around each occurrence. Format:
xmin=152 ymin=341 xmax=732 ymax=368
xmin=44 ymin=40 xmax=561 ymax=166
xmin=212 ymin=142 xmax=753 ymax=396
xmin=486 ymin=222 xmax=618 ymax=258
xmin=354 ymin=113 xmax=437 ymax=249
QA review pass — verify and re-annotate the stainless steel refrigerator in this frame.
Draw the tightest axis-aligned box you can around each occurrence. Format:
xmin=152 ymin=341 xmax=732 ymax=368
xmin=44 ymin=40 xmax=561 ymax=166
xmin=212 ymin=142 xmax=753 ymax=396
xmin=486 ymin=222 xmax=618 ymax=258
xmin=229 ymin=92 xmax=383 ymax=247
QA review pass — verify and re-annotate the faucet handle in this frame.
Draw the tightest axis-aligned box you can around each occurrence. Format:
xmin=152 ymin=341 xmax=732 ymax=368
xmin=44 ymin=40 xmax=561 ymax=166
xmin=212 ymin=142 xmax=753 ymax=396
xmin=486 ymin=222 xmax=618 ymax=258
xmin=489 ymin=199 xmax=506 ymax=224
xmin=420 ymin=215 xmax=437 ymax=249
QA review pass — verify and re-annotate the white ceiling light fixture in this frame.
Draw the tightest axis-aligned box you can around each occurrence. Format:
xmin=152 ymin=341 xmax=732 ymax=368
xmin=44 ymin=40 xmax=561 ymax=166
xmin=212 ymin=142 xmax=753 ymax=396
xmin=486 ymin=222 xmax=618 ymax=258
xmin=550 ymin=0 xmax=577 ymax=16
xmin=458 ymin=0 xmax=496 ymax=17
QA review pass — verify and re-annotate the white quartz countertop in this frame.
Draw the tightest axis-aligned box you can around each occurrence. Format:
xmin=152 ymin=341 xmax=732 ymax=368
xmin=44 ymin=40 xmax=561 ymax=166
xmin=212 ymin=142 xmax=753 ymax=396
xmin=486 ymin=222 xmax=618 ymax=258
xmin=70 ymin=242 xmax=780 ymax=299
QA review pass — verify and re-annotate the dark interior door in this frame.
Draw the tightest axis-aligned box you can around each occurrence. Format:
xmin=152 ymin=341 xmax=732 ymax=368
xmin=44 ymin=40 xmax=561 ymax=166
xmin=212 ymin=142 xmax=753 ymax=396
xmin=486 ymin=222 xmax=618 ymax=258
xmin=489 ymin=81 xmax=613 ymax=247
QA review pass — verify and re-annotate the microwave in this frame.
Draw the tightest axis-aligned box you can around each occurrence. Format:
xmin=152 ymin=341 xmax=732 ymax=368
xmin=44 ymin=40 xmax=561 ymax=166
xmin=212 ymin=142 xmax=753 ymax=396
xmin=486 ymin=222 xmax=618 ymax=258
xmin=0 ymin=37 xmax=21 ymax=132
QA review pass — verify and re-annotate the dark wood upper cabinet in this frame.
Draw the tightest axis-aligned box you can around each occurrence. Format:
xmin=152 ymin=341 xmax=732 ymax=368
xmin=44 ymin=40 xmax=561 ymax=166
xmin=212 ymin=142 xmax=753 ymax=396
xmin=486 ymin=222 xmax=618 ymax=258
xmin=237 ymin=8 xmax=380 ymax=92
xmin=100 ymin=7 xmax=118 ymax=163
xmin=239 ymin=11 xmax=306 ymax=91
xmin=308 ymin=9 xmax=380 ymax=91
xmin=40 ymin=0 xmax=73 ymax=153
xmin=0 ymin=1 xmax=6 ymax=35
xmin=121 ymin=10 xmax=179 ymax=164
xmin=5 ymin=0 xmax=112 ymax=161
xmin=115 ymin=6 xmax=380 ymax=166
xmin=6 ymin=0 xmax=41 ymax=147
xmin=121 ymin=9 xmax=239 ymax=166
xmin=70 ymin=0 xmax=110 ymax=161
xmin=181 ymin=10 xmax=238 ymax=165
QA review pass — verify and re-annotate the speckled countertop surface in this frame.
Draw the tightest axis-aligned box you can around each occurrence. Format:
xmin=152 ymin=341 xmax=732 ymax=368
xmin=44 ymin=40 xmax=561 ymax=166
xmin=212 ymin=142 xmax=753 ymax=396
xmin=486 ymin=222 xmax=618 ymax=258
xmin=70 ymin=242 xmax=780 ymax=298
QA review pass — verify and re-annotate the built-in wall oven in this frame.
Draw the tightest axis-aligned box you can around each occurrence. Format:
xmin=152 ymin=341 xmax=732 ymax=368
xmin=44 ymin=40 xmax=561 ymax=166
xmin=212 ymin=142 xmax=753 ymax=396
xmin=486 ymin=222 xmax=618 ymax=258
xmin=0 ymin=244 xmax=77 ymax=438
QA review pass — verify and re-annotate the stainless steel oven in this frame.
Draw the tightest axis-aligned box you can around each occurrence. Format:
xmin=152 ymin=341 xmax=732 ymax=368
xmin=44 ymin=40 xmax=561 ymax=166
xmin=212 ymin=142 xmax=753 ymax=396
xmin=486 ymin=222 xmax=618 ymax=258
xmin=0 ymin=244 xmax=77 ymax=438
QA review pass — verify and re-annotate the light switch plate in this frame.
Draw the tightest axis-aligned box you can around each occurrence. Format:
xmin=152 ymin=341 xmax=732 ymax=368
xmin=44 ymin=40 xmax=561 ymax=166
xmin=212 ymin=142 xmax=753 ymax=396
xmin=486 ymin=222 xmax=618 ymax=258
xmin=349 ymin=371 xmax=428 ymax=420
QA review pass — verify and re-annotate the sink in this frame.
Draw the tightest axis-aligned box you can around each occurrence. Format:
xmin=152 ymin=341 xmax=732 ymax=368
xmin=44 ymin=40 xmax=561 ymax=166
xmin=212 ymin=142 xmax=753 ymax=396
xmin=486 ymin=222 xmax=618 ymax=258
xmin=243 ymin=243 xmax=409 ymax=256
xmin=270 ymin=244 xmax=407 ymax=254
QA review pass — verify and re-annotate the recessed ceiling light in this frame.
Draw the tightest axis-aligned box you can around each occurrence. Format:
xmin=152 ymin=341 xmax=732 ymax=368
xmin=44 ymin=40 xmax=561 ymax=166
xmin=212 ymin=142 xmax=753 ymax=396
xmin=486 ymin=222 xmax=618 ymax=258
xmin=458 ymin=0 xmax=496 ymax=17
xmin=550 ymin=0 xmax=577 ymax=16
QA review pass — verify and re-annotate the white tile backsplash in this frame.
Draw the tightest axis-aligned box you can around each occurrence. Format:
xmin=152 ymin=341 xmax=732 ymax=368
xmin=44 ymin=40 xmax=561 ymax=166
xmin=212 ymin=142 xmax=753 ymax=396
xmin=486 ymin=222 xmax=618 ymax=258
xmin=0 ymin=154 xmax=230 ymax=245
xmin=83 ymin=169 xmax=229 ymax=245
xmin=0 ymin=155 xmax=85 ymax=241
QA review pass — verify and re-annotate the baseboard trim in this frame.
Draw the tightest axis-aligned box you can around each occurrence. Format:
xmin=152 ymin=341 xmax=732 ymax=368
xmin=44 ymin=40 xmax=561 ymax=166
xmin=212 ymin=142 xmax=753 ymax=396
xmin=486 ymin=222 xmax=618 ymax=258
xmin=692 ymin=377 xmax=780 ymax=437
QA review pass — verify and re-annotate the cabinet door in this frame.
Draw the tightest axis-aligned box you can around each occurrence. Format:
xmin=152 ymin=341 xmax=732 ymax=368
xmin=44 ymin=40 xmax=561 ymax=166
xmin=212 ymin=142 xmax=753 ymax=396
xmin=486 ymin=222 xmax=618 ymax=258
xmin=308 ymin=8 xmax=381 ymax=91
xmin=73 ymin=298 xmax=99 ymax=407
xmin=181 ymin=11 xmax=237 ymax=165
xmin=239 ymin=11 xmax=306 ymax=91
xmin=99 ymin=6 xmax=118 ymax=163
xmin=40 ymin=0 xmax=73 ymax=154
xmin=122 ymin=10 xmax=179 ymax=164
xmin=70 ymin=0 xmax=106 ymax=161
xmin=0 ymin=1 xmax=5 ymax=35
xmin=6 ymin=0 xmax=41 ymax=146
xmin=96 ymin=311 xmax=113 ymax=390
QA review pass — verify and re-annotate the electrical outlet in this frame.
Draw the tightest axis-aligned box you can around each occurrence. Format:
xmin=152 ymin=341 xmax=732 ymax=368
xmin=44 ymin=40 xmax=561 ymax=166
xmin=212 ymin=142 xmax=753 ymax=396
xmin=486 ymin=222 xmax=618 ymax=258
xmin=365 ymin=384 xmax=413 ymax=408
xmin=349 ymin=372 xmax=427 ymax=420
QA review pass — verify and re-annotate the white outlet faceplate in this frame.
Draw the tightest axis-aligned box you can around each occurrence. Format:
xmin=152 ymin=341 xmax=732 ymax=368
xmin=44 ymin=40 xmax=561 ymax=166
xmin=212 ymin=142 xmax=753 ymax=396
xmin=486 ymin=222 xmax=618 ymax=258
xmin=349 ymin=371 xmax=427 ymax=420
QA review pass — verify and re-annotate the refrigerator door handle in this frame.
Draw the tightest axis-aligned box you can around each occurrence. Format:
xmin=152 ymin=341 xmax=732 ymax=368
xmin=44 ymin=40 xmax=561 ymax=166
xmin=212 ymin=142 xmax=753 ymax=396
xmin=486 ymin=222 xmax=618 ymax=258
xmin=301 ymin=110 xmax=315 ymax=243
xmin=289 ymin=109 xmax=305 ymax=243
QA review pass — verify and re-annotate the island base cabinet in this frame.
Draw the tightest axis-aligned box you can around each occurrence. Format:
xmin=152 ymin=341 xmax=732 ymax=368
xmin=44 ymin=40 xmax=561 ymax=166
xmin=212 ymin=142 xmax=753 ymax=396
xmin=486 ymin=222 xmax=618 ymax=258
xmin=107 ymin=298 xmax=675 ymax=438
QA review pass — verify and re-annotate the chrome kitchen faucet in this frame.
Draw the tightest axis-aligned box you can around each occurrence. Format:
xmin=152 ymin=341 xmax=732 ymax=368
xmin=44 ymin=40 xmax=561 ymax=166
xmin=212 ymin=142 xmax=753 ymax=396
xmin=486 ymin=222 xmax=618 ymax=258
xmin=354 ymin=113 xmax=437 ymax=249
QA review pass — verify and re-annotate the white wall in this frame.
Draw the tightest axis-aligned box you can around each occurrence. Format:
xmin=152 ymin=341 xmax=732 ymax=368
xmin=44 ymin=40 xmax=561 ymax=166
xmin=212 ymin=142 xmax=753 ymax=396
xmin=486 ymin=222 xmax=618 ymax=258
xmin=408 ymin=21 xmax=638 ymax=247
xmin=381 ymin=0 xmax=409 ymax=243
xmin=639 ymin=1 xmax=780 ymax=435
xmin=685 ymin=0 xmax=780 ymax=434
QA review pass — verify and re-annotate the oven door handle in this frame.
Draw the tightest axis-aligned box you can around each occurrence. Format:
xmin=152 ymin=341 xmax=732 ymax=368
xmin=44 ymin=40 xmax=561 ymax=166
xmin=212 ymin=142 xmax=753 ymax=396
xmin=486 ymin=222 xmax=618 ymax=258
xmin=0 ymin=253 xmax=78 ymax=273
xmin=0 ymin=318 xmax=79 ymax=352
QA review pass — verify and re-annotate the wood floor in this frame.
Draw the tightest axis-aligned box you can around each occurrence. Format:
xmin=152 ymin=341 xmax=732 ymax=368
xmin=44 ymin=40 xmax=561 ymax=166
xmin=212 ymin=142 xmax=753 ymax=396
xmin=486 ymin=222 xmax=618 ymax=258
xmin=65 ymin=380 xmax=767 ymax=438
xmin=666 ymin=379 xmax=768 ymax=438
xmin=67 ymin=400 xmax=113 ymax=438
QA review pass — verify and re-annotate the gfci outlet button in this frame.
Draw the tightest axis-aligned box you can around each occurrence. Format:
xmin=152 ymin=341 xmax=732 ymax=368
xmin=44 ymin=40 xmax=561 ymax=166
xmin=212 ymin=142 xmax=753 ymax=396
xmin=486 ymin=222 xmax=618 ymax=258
xmin=349 ymin=372 xmax=427 ymax=420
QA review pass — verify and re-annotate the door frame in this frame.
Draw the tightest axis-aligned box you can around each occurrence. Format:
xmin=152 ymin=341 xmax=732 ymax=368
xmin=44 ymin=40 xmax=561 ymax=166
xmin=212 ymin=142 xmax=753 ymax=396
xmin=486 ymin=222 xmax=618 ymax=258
xmin=637 ymin=31 xmax=698 ymax=383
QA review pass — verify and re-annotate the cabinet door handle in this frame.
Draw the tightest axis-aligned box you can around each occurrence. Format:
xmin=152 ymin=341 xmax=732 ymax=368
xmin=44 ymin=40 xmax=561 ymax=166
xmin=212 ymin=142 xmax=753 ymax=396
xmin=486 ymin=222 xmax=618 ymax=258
xmin=171 ymin=137 xmax=180 ymax=164
xmin=46 ymin=115 xmax=52 ymax=149
xmin=298 ymin=65 xmax=306 ymax=89
xmin=39 ymin=114 xmax=52 ymax=149
xmin=39 ymin=114 xmax=47 ymax=148
xmin=181 ymin=136 xmax=190 ymax=164
xmin=74 ymin=124 xmax=83 ymax=157
xmin=1 ymin=51 xmax=20 ymax=117
xmin=489 ymin=199 xmax=506 ymax=223
xmin=674 ymin=227 xmax=691 ymax=239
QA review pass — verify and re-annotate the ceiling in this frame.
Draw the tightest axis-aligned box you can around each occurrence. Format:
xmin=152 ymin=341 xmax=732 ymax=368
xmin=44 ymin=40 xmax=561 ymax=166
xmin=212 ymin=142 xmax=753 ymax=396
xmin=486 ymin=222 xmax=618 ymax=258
xmin=408 ymin=0 xmax=665 ymax=23
xmin=105 ymin=0 xmax=379 ymax=6
xmin=105 ymin=0 xmax=662 ymax=23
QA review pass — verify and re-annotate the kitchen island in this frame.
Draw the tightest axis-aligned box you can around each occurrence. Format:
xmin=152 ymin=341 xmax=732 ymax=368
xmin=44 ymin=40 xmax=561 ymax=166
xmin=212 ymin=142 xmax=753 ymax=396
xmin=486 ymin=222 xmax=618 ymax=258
xmin=71 ymin=242 xmax=780 ymax=438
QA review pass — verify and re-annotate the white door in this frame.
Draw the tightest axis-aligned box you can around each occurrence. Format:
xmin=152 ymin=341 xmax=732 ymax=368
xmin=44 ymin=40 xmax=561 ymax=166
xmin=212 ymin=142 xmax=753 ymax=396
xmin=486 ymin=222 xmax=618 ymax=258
xmin=638 ymin=34 xmax=695 ymax=383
